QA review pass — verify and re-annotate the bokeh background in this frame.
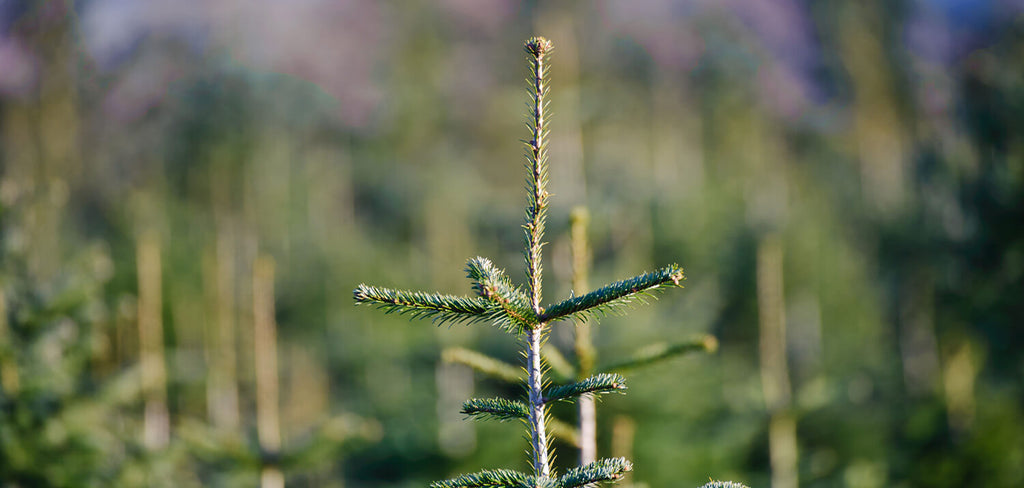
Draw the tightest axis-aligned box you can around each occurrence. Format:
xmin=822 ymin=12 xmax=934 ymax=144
xmin=1 ymin=0 xmax=1023 ymax=487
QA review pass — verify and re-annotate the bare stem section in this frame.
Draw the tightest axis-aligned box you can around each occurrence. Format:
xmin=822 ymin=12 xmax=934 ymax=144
xmin=527 ymin=325 xmax=551 ymax=478
xmin=137 ymin=230 xmax=169 ymax=450
xmin=757 ymin=235 xmax=797 ymax=488
xmin=570 ymin=207 xmax=597 ymax=466
xmin=254 ymin=256 xmax=283 ymax=488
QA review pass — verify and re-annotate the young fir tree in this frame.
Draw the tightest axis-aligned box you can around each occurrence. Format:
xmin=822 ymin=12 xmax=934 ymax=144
xmin=355 ymin=37 xmax=744 ymax=488
xmin=0 ymin=191 xmax=156 ymax=486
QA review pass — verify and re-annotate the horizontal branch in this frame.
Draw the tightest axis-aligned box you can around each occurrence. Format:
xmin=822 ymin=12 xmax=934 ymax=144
xmin=544 ymin=373 xmax=627 ymax=404
xmin=430 ymin=468 xmax=536 ymax=488
xmin=599 ymin=335 xmax=718 ymax=373
xmin=461 ymin=397 xmax=528 ymax=422
xmin=354 ymin=284 xmax=489 ymax=326
xmin=540 ymin=265 xmax=684 ymax=323
xmin=442 ymin=347 xmax=523 ymax=383
xmin=558 ymin=457 xmax=633 ymax=488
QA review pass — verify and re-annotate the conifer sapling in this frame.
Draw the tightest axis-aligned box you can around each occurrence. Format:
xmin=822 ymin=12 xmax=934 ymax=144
xmin=355 ymin=36 xmax=691 ymax=488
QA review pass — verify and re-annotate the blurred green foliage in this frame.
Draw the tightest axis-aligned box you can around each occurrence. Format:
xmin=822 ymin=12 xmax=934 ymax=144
xmin=0 ymin=1 xmax=1022 ymax=487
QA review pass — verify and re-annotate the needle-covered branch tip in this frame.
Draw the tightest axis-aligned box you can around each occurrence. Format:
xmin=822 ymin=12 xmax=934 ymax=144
xmin=524 ymin=37 xmax=554 ymax=57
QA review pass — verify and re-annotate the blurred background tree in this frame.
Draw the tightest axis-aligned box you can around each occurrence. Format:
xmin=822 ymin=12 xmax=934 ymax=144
xmin=0 ymin=0 xmax=1022 ymax=487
